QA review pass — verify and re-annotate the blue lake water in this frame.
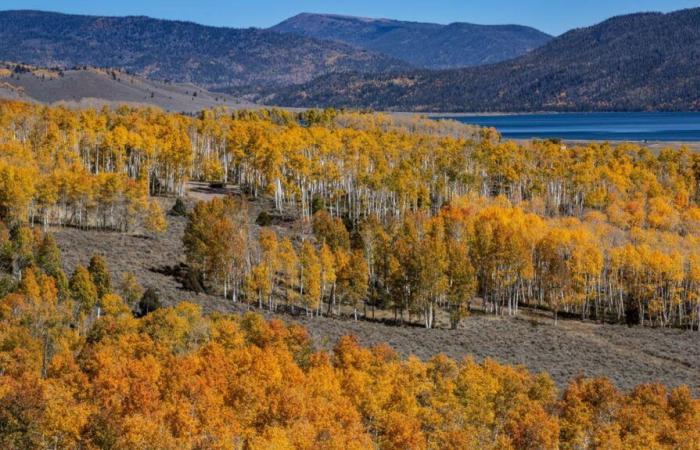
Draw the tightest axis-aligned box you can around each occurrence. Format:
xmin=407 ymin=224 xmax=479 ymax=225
xmin=437 ymin=112 xmax=700 ymax=142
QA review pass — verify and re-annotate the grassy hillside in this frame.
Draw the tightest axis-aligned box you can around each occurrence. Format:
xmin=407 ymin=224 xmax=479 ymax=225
xmin=0 ymin=64 xmax=254 ymax=112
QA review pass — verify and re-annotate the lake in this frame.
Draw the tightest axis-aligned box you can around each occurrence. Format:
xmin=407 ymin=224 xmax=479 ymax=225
xmin=437 ymin=112 xmax=700 ymax=142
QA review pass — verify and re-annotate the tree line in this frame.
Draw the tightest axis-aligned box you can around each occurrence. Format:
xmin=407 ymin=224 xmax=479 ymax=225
xmin=186 ymin=193 xmax=700 ymax=330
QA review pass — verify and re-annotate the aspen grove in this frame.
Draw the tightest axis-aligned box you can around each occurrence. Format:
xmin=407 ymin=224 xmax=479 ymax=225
xmin=2 ymin=101 xmax=700 ymax=328
xmin=0 ymin=229 xmax=698 ymax=449
xmin=0 ymin=100 xmax=699 ymax=449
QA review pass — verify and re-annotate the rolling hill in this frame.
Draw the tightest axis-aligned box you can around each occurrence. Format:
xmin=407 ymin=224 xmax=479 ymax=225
xmin=0 ymin=64 xmax=255 ymax=112
xmin=0 ymin=10 xmax=411 ymax=91
xmin=271 ymin=13 xmax=552 ymax=69
xmin=266 ymin=8 xmax=700 ymax=112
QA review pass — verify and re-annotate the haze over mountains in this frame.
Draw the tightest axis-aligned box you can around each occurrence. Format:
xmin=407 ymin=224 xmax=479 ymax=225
xmin=271 ymin=13 xmax=552 ymax=69
xmin=268 ymin=8 xmax=700 ymax=112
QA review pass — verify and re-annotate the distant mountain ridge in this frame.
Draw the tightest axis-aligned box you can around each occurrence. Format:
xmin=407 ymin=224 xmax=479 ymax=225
xmin=271 ymin=13 xmax=553 ymax=69
xmin=266 ymin=8 xmax=700 ymax=112
xmin=0 ymin=10 xmax=411 ymax=90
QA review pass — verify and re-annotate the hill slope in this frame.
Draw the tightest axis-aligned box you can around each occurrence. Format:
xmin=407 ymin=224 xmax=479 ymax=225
xmin=267 ymin=8 xmax=700 ymax=112
xmin=0 ymin=10 xmax=411 ymax=90
xmin=271 ymin=13 xmax=552 ymax=69
xmin=0 ymin=64 xmax=254 ymax=112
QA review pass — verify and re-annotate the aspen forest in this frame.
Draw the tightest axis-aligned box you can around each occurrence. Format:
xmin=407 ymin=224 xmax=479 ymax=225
xmin=0 ymin=100 xmax=699 ymax=448
xmin=0 ymin=222 xmax=698 ymax=449
xmin=1 ymin=100 xmax=697 ymax=329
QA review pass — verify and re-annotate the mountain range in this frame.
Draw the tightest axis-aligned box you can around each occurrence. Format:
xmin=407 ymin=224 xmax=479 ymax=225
xmin=2 ymin=8 xmax=700 ymax=112
xmin=0 ymin=10 xmax=555 ymax=94
xmin=0 ymin=10 xmax=411 ymax=91
xmin=270 ymin=13 xmax=552 ymax=69
xmin=266 ymin=8 xmax=700 ymax=112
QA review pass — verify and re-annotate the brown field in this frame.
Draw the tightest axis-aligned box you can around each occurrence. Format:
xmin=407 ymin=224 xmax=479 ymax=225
xmin=52 ymin=186 xmax=700 ymax=393
xmin=0 ymin=65 xmax=256 ymax=113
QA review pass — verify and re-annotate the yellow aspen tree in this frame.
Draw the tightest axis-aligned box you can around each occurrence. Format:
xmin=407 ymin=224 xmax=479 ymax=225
xmin=299 ymin=240 xmax=321 ymax=316
xmin=70 ymin=265 xmax=98 ymax=318
xmin=259 ymin=228 xmax=280 ymax=310
xmin=337 ymin=250 xmax=369 ymax=320
xmin=278 ymin=237 xmax=299 ymax=311
xmin=319 ymin=243 xmax=336 ymax=315
xmin=88 ymin=255 xmax=111 ymax=300
xmin=119 ymin=272 xmax=144 ymax=310
xmin=144 ymin=199 xmax=167 ymax=234
xmin=244 ymin=263 xmax=271 ymax=310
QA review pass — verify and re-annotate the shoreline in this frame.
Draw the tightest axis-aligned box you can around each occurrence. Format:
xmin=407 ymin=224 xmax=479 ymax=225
xmin=508 ymin=139 xmax=700 ymax=153
xmin=422 ymin=111 xmax=700 ymax=117
xmin=418 ymin=111 xmax=700 ymax=146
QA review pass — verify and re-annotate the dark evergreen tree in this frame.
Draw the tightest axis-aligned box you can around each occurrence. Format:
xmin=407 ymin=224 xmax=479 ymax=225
xmin=170 ymin=197 xmax=188 ymax=217
xmin=137 ymin=287 xmax=162 ymax=317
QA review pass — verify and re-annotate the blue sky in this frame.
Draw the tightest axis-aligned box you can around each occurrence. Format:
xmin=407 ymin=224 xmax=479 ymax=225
xmin=3 ymin=0 xmax=699 ymax=35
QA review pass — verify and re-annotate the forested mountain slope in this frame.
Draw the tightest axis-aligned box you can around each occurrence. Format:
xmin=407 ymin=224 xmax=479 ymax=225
xmin=0 ymin=10 xmax=411 ymax=90
xmin=267 ymin=8 xmax=700 ymax=112
xmin=271 ymin=13 xmax=552 ymax=69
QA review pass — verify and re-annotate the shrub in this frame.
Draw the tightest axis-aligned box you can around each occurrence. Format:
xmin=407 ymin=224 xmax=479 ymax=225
xmin=170 ymin=197 xmax=188 ymax=217
xmin=136 ymin=287 xmax=162 ymax=317
xmin=311 ymin=195 xmax=324 ymax=215
xmin=256 ymin=211 xmax=273 ymax=227
xmin=0 ymin=274 xmax=17 ymax=298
